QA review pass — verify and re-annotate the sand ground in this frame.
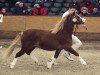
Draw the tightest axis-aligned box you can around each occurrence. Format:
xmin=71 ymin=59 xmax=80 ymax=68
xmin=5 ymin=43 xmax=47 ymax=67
xmin=0 ymin=46 xmax=100 ymax=75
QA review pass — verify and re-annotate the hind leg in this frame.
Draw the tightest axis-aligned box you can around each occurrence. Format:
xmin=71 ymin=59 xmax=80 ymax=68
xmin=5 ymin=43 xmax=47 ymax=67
xmin=10 ymin=49 xmax=25 ymax=69
xmin=26 ymin=47 xmax=39 ymax=64
xmin=65 ymin=47 xmax=87 ymax=65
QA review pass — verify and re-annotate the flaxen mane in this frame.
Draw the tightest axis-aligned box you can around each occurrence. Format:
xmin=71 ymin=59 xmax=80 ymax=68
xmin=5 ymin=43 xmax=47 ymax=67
xmin=51 ymin=14 xmax=69 ymax=34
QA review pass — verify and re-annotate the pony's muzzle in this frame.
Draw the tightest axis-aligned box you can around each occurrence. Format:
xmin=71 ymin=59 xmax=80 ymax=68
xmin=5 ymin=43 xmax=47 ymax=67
xmin=82 ymin=18 xmax=87 ymax=23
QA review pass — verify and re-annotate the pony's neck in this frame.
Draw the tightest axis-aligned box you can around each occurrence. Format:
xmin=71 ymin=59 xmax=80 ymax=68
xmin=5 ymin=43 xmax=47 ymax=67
xmin=64 ymin=21 xmax=74 ymax=34
xmin=59 ymin=17 xmax=74 ymax=36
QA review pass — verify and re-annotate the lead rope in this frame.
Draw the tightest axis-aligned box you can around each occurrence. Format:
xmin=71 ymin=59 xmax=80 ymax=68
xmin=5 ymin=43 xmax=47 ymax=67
xmin=73 ymin=24 xmax=78 ymax=35
xmin=74 ymin=25 xmax=88 ymax=35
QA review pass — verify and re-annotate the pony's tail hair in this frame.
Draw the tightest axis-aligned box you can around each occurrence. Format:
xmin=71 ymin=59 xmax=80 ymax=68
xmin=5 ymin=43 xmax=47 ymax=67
xmin=2 ymin=32 xmax=23 ymax=60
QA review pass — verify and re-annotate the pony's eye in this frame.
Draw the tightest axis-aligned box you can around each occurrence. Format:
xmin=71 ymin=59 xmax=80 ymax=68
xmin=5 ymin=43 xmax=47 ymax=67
xmin=72 ymin=18 xmax=77 ymax=22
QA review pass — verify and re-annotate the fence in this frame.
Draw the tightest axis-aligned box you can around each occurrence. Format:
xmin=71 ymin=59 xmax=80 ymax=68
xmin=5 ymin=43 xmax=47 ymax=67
xmin=0 ymin=16 xmax=100 ymax=40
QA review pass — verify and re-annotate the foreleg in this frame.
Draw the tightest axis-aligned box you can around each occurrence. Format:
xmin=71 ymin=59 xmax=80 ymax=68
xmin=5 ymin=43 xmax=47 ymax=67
xmin=65 ymin=47 xmax=87 ymax=65
xmin=47 ymin=50 xmax=61 ymax=69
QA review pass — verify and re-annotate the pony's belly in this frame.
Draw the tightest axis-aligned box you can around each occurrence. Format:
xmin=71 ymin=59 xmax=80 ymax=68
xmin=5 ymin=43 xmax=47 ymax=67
xmin=38 ymin=44 xmax=57 ymax=51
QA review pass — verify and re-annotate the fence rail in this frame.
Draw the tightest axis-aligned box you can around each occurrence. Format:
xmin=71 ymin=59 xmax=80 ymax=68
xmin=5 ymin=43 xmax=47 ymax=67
xmin=0 ymin=16 xmax=100 ymax=40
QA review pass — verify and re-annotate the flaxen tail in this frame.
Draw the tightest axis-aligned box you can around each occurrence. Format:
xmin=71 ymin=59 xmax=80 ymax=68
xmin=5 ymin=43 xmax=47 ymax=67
xmin=3 ymin=32 xmax=23 ymax=59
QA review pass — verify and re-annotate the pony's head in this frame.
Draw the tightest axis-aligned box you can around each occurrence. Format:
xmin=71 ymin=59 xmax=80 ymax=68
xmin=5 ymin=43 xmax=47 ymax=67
xmin=71 ymin=13 xmax=87 ymax=24
xmin=51 ymin=13 xmax=87 ymax=34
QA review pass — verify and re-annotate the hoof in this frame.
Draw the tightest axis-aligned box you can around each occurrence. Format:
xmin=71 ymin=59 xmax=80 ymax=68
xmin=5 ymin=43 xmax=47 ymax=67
xmin=10 ymin=65 xmax=14 ymax=69
xmin=82 ymin=61 xmax=87 ymax=65
xmin=35 ymin=61 xmax=39 ymax=65
xmin=79 ymin=56 xmax=87 ymax=65
xmin=47 ymin=62 xmax=52 ymax=69
xmin=53 ymin=62 xmax=58 ymax=65
xmin=10 ymin=63 xmax=15 ymax=69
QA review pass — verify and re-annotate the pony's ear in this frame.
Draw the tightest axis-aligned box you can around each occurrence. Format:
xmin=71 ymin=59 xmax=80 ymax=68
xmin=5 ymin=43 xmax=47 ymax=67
xmin=0 ymin=14 xmax=3 ymax=23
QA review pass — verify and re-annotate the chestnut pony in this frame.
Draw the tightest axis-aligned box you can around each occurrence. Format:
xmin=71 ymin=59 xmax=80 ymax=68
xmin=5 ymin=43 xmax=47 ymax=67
xmin=3 ymin=13 xmax=87 ymax=69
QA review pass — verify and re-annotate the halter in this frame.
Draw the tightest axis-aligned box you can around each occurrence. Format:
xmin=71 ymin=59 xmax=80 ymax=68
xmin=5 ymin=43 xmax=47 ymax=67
xmin=73 ymin=12 xmax=87 ymax=35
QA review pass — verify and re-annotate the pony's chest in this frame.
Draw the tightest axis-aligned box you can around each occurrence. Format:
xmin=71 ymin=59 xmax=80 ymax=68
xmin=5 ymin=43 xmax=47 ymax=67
xmin=57 ymin=34 xmax=71 ymax=43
